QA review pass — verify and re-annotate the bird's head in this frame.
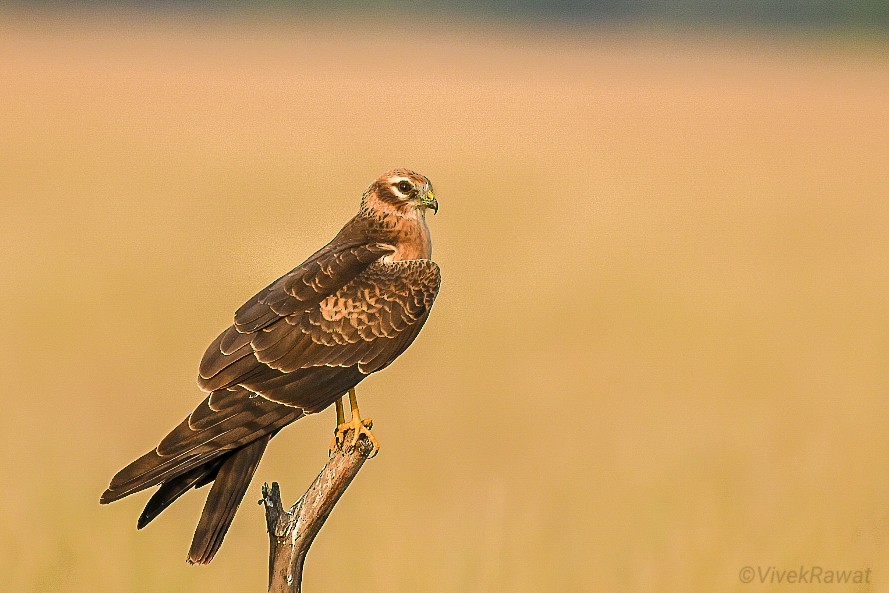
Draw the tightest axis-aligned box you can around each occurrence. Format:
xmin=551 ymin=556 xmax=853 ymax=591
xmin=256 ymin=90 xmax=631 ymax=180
xmin=362 ymin=169 xmax=438 ymax=217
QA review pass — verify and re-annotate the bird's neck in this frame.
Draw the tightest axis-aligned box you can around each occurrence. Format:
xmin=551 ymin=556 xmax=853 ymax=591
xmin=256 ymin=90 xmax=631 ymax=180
xmin=388 ymin=209 xmax=433 ymax=261
xmin=346 ymin=206 xmax=433 ymax=261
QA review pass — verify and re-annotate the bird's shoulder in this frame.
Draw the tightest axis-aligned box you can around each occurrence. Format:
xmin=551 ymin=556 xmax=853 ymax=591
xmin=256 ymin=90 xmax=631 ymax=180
xmin=308 ymin=258 xmax=440 ymax=342
xmin=359 ymin=258 xmax=441 ymax=286
xmin=232 ymin=240 xmax=395 ymax=334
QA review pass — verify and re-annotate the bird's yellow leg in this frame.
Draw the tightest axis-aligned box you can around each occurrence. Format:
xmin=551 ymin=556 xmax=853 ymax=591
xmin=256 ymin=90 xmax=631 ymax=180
xmin=328 ymin=397 xmax=346 ymax=455
xmin=335 ymin=396 xmax=345 ymax=426
xmin=333 ymin=388 xmax=380 ymax=457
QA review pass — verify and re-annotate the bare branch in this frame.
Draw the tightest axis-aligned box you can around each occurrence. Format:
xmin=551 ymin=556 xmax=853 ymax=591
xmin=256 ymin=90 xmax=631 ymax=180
xmin=261 ymin=432 xmax=374 ymax=593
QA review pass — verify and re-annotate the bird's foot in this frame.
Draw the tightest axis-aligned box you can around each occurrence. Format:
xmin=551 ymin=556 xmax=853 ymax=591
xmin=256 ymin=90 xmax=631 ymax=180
xmin=331 ymin=415 xmax=380 ymax=458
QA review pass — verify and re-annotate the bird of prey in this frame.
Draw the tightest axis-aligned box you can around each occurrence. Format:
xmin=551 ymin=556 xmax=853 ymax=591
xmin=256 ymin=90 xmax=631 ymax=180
xmin=100 ymin=169 xmax=441 ymax=564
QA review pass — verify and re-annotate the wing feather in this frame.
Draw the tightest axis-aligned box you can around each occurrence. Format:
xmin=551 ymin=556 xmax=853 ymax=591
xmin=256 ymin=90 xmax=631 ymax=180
xmin=197 ymin=256 xmax=440 ymax=410
xmin=232 ymin=242 xmax=394 ymax=333
xmin=199 ymin=242 xmax=394 ymax=388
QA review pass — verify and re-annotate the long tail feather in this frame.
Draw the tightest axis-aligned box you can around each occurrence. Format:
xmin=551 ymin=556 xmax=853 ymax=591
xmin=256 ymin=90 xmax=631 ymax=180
xmin=187 ymin=435 xmax=271 ymax=564
xmin=137 ymin=458 xmax=226 ymax=529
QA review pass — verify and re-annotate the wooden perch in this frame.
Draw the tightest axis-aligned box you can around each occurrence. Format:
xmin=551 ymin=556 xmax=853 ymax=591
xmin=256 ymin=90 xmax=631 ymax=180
xmin=261 ymin=431 xmax=375 ymax=593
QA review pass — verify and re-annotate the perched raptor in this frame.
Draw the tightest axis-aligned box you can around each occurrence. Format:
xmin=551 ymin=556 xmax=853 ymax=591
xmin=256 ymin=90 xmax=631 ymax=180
xmin=100 ymin=169 xmax=441 ymax=564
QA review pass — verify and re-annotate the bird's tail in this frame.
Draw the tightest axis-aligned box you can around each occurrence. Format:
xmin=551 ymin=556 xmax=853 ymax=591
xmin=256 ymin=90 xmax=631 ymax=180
xmin=187 ymin=435 xmax=271 ymax=564
xmin=137 ymin=458 xmax=227 ymax=529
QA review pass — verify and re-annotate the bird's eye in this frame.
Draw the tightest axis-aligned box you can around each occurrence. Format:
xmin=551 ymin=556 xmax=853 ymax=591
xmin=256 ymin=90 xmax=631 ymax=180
xmin=397 ymin=180 xmax=413 ymax=194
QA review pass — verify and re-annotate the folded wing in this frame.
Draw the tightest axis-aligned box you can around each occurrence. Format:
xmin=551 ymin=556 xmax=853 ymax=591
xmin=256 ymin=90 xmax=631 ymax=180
xmin=102 ymin=250 xmax=440 ymax=506
xmin=199 ymin=258 xmax=441 ymax=409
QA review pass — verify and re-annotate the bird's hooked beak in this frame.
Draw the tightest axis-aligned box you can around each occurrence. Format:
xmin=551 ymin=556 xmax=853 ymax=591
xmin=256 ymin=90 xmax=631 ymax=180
xmin=421 ymin=189 xmax=438 ymax=215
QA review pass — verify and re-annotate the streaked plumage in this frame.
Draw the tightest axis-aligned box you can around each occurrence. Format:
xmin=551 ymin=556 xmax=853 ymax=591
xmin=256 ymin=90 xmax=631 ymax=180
xmin=101 ymin=169 xmax=440 ymax=564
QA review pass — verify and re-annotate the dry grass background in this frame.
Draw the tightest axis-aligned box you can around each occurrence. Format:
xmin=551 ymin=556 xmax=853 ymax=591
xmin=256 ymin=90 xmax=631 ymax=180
xmin=2 ymin=11 xmax=889 ymax=592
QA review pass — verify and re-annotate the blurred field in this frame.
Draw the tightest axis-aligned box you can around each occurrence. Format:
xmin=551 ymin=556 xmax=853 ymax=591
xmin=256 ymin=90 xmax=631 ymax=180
xmin=2 ymin=11 xmax=889 ymax=593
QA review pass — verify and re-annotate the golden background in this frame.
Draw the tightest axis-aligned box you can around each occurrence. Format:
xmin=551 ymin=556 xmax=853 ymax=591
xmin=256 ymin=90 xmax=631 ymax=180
xmin=2 ymin=11 xmax=888 ymax=592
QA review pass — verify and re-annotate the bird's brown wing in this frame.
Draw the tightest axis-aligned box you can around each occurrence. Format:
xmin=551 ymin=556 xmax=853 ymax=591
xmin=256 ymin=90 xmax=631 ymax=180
xmin=232 ymin=241 xmax=397 ymax=333
xmin=102 ymin=249 xmax=439 ymax=505
xmin=198 ymin=258 xmax=441 ymax=410
xmin=101 ymin=242 xmax=396 ymax=505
